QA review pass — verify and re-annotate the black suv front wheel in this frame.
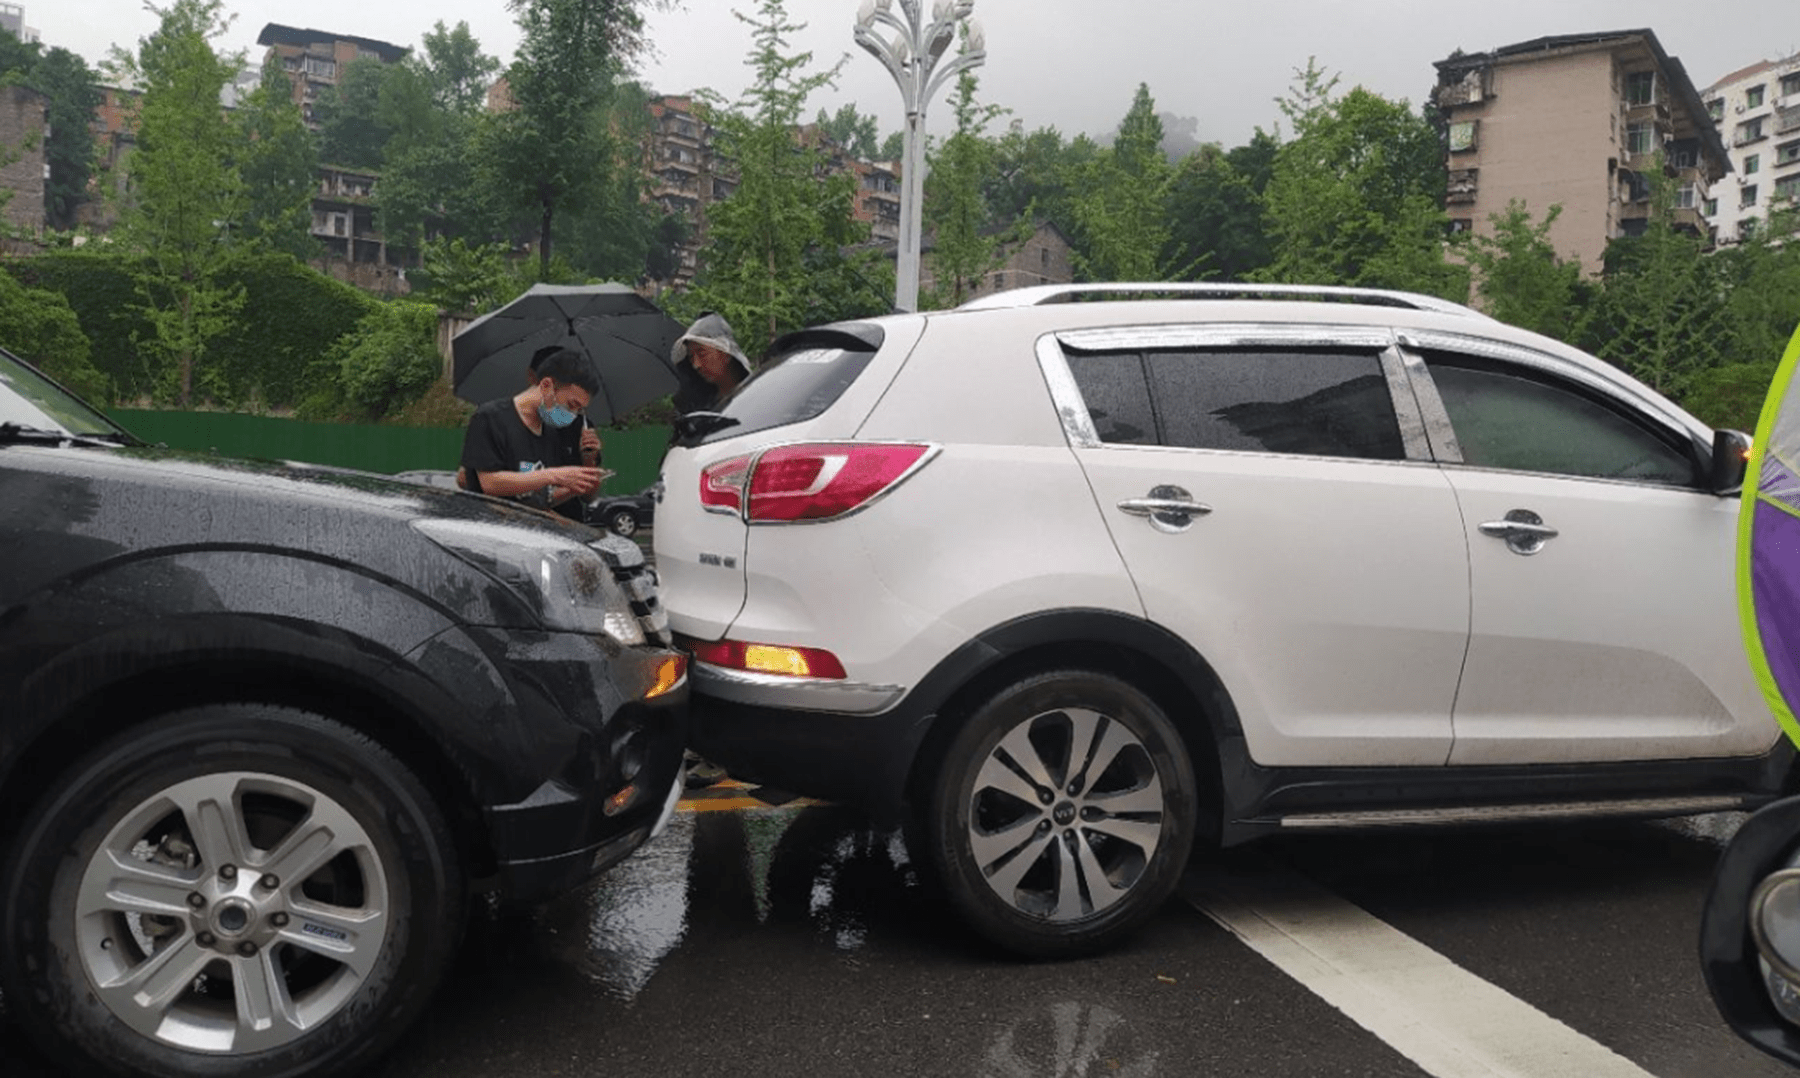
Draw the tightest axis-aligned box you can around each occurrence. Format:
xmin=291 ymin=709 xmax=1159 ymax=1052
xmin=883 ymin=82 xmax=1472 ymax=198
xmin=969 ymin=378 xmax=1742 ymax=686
xmin=927 ymin=669 xmax=1197 ymax=958
xmin=2 ymin=705 xmax=466 ymax=1078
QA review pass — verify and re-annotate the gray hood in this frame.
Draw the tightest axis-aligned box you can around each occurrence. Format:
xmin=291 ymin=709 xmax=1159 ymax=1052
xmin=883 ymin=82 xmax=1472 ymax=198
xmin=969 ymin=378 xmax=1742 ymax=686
xmin=670 ymin=312 xmax=752 ymax=381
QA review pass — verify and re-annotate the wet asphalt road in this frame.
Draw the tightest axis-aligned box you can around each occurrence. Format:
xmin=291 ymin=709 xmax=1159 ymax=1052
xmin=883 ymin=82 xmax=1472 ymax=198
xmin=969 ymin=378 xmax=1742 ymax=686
xmin=4 ymin=801 xmax=1794 ymax=1078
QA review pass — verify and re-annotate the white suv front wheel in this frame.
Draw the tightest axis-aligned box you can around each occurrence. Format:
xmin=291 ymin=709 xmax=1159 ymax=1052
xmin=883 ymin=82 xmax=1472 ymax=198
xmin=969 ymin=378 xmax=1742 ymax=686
xmin=927 ymin=669 xmax=1197 ymax=958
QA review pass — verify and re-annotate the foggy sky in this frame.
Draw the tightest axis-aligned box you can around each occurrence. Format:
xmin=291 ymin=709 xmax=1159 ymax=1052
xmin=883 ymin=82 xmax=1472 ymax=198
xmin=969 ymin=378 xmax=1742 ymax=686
xmin=40 ymin=0 xmax=1800 ymax=150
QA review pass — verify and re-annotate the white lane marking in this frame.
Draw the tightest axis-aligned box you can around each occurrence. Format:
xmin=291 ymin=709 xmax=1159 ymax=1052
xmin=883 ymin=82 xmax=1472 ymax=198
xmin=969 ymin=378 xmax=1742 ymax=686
xmin=1183 ymin=857 xmax=1658 ymax=1078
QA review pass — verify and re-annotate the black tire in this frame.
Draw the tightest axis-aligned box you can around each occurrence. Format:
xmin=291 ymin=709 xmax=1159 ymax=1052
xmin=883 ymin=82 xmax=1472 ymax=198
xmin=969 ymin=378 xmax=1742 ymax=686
xmin=1 ymin=705 xmax=466 ymax=1078
xmin=926 ymin=670 xmax=1197 ymax=958
xmin=607 ymin=508 xmax=639 ymax=537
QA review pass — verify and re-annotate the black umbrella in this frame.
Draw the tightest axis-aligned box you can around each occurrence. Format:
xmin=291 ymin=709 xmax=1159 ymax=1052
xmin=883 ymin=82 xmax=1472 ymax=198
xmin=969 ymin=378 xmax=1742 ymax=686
xmin=451 ymin=283 xmax=684 ymax=425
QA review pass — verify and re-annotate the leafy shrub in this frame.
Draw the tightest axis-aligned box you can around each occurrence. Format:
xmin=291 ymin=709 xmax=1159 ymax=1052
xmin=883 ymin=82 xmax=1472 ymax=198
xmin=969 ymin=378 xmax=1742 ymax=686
xmin=327 ymin=301 xmax=444 ymax=421
xmin=0 ymin=269 xmax=107 ymax=401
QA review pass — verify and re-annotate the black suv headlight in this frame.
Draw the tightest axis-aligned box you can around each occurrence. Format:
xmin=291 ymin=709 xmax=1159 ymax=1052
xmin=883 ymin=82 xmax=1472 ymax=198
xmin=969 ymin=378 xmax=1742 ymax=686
xmin=412 ymin=519 xmax=646 ymax=646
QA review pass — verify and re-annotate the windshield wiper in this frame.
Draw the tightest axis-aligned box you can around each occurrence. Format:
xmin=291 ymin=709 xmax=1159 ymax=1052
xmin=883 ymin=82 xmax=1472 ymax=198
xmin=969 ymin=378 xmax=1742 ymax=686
xmin=0 ymin=421 xmax=125 ymax=448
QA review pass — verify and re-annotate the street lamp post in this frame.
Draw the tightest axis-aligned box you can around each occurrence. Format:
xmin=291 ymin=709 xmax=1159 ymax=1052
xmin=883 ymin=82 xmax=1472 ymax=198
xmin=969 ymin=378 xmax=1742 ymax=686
xmin=855 ymin=0 xmax=985 ymax=312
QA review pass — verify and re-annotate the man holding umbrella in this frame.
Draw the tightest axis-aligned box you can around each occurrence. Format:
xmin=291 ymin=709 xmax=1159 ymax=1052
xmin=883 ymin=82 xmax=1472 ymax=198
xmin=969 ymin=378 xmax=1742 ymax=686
xmin=459 ymin=347 xmax=607 ymax=518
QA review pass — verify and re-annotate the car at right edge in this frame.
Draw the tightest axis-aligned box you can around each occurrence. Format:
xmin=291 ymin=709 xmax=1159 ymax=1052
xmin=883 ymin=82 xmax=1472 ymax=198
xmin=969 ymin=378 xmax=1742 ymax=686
xmin=654 ymin=282 xmax=1787 ymax=958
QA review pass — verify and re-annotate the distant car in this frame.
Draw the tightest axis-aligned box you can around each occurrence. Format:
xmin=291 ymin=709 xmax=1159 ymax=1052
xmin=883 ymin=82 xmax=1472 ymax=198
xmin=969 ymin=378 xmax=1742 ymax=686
xmin=393 ymin=470 xmax=651 ymax=538
xmin=587 ymin=486 xmax=656 ymax=537
xmin=393 ymin=467 xmax=461 ymax=490
xmin=0 ymin=351 xmax=688 ymax=1078
xmin=656 ymin=281 xmax=1779 ymax=959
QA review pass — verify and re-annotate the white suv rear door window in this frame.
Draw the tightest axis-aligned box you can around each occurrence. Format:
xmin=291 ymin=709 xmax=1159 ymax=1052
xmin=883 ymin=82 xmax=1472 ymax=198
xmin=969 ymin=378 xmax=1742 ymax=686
xmin=1411 ymin=348 xmax=1773 ymax=765
xmin=1145 ymin=349 xmax=1407 ymax=460
xmin=1057 ymin=337 xmax=1469 ymax=769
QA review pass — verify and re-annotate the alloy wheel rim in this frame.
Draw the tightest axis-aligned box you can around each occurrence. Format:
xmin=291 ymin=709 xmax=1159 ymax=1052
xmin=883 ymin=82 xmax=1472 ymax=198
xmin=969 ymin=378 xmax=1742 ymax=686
xmin=965 ymin=707 xmax=1164 ymax=921
xmin=74 ymin=771 xmax=390 ymax=1054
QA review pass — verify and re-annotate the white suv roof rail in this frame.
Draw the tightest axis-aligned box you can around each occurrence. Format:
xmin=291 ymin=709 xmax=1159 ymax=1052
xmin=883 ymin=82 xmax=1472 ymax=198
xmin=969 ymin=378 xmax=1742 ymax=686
xmin=955 ymin=282 xmax=1491 ymax=319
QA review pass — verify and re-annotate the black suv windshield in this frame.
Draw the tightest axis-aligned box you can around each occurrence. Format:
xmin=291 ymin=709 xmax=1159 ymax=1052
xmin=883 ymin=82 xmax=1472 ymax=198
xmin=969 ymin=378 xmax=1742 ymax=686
xmin=696 ymin=326 xmax=882 ymax=445
xmin=0 ymin=350 xmax=129 ymax=440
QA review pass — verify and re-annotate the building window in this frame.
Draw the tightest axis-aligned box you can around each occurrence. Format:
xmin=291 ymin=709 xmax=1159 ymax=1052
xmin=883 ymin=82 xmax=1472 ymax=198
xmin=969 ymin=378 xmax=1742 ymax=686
xmin=1742 ymin=218 xmax=1760 ymax=240
xmin=1625 ymin=122 xmax=1654 ymax=155
xmin=1625 ymin=71 xmax=1656 ymax=106
xmin=1777 ymin=175 xmax=1800 ymax=203
xmin=1748 ymin=84 xmax=1767 ymax=109
xmin=1708 ymin=97 xmax=1725 ymax=122
xmin=1742 ymin=184 xmax=1759 ymax=208
xmin=1675 ymin=184 xmax=1696 ymax=208
xmin=1448 ymin=120 xmax=1477 ymax=152
xmin=1703 ymin=197 xmax=1719 ymax=216
xmin=1784 ymin=73 xmax=1800 ymax=97
xmin=1778 ymin=139 xmax=1800 ymax=166
xmin=1746 ymin=154 xmax=1761 ymax=175
xmin=1738 ymin=117 xmax=1767 ymax=145
xmin=303 ymin=56 xmax=336 ymax=79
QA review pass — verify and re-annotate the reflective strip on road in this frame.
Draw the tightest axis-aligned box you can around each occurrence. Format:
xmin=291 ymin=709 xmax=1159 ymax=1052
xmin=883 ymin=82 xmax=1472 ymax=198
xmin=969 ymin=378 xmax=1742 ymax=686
xmin=1184 ymin=855 xmax=1659 ymax=1078
xmin=678 ymin=778 xmax=824 ymax=813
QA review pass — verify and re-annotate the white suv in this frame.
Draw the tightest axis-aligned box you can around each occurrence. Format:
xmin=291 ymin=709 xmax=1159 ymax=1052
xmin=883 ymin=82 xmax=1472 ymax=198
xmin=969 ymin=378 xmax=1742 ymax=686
xmin=654 ymin=283 xmax=1785 ymax=957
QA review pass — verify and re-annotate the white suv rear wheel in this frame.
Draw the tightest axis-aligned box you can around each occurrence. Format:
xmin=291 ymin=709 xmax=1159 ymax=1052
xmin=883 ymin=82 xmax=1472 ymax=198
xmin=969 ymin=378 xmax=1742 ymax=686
xmin=927 ymin=669 xmax=1197 ymax=957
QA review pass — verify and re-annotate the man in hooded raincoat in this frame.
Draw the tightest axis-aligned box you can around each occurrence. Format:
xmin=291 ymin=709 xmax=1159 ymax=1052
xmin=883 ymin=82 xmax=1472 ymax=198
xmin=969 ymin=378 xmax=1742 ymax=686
xmin=670 ymin=312 xmax=754 ymax=415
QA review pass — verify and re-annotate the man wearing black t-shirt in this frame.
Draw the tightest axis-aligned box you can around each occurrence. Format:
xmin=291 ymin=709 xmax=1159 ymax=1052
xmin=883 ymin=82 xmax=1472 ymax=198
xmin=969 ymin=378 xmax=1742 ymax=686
xmin=459 ymin=348 xmax=606 ymax=518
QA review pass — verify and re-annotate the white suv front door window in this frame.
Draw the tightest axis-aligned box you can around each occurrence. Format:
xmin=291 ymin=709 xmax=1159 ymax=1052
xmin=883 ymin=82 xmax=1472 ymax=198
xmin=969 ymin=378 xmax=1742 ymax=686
xmin=1051 ymin=332 xmax=1471 ymax=768
xmin=1413 ymin=347 xmax=1776 ymax=764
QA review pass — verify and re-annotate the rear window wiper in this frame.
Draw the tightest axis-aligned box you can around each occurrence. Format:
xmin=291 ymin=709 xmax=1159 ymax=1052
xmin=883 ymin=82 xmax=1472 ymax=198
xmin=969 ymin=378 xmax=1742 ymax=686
xmin=0 ymin=422 xmax=126 ymax=447
xmin=672 ymin=411 xmax=741 ymax=442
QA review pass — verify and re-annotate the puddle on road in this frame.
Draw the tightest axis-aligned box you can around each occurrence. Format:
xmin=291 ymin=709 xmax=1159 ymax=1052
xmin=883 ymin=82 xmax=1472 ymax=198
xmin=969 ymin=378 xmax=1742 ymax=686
xmin=562 ymin=805 xmax=927 ymax=999
xmin=978 ymin=1000 xmax=1163 ymax=1078
xmin=1650 ymin=810 xmax=1752 ymax=849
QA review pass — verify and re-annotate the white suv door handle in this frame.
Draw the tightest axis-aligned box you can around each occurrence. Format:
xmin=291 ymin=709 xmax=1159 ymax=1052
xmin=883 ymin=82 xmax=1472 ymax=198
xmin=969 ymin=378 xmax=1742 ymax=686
xmin=1118 ymin=485 xmax=1212 ymax=534
xmin=1478 ymin=509 xmax=1558 ymax=556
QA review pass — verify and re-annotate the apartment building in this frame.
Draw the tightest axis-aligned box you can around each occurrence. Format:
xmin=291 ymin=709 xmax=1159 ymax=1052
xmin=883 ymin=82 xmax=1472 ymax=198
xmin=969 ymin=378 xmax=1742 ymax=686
xmin=641 ymin=94 xmax=905 ymax=289
xmin=254 ymin=23 xmax=408 ymax=129
xmin=1431 ymin=30 xmax=1729 ymax=277
xmin=1700 ymin=53 xmax=1800 ymax=243
xmin=310 ymin=163 xmax=413 ymax=295
xmin=0 ymin=2 xmax=38 ymax=44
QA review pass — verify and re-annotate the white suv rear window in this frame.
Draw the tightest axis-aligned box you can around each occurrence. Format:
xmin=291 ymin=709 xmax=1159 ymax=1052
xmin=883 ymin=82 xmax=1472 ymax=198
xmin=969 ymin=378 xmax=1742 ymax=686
xmin=698 ymin=342 xmax=877 ymax=444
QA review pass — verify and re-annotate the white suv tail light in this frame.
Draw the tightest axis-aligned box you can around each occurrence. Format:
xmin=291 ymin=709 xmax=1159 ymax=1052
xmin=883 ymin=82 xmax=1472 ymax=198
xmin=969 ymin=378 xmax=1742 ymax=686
xmin=698 ymin=442 xmax=936 ymax=523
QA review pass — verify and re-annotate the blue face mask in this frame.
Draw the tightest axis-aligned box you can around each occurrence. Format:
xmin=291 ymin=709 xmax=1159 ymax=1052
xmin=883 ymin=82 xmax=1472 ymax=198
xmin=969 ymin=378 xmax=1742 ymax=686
xmin=538 ymin=403 xmax=578 ymax=429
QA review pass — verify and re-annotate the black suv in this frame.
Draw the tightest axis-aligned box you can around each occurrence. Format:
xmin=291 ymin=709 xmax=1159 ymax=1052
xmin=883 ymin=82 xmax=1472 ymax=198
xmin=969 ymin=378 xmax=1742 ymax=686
xmin=0 ymin=350 xmax=688 ymax=1078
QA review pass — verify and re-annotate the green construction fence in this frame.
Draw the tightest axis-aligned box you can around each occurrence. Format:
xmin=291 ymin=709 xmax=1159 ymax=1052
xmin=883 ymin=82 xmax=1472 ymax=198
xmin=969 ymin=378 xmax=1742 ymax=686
xmin=109 ymin=410 xmax=673 ymax=496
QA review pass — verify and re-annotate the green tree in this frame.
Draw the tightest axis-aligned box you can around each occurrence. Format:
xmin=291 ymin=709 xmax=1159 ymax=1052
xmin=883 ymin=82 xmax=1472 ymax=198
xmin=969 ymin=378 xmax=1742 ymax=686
xmin=920 ymin=53 xmax=1022 ymax=309
xmin=414 ymin=236 xmax=524 ymax=314
xmin=686 ymin=0 xmax=877 ymax=351
xmin=877 ymin=129 xmax=903 ymax=160
xmin=231 ymin=63 xmax=317 ymax=258
xmin=987 ymin=122 xmax=1093 ymax=251
xmin=496 ymin=0 xmax=650 ymax=277
xmin=1582 ymin=161 xmax=1731 ymax=396
xmin=32 ymin=48 xmax=103 ymax=231
xmin=1066 ymin=83 xmax=1179 ymax=281
xmin=109 ymin=0 xmax=246 ymax=407
xmin=1456 ymin=201 xmax=1589 ymax=340
xmin=1716 ymin=203 xmax=1800 ymax=368
xmin=314 ymin=58 xmax=394 ymax=168
xmin=815 ymin=102 xmax=880 ymax=159
xmin=1256 ymin=61 xmax=1465 ymax=300
xmin=1683 ymin=362 xmax=1777 ymax=434
xmin=417 ymin=20 xmax=501 ymax=116
xmin=1163 ymin=131 xmax=1277 ymax=282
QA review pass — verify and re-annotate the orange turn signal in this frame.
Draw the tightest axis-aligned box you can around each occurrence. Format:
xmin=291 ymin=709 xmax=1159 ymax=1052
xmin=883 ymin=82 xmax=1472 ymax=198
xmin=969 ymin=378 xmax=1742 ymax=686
xmin=646 ymin=655 xmax=685 ymax=699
